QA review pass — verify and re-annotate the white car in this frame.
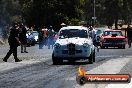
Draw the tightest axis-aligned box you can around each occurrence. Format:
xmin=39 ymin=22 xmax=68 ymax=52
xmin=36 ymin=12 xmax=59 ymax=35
xmin=52 ymin=26 xmax=95 ymax=64
xmin=32 ymin=31 xmax=39 ymax=43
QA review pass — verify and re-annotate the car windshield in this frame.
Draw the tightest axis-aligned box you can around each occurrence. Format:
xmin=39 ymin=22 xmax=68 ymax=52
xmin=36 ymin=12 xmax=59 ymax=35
xmin=59 ymin=29 xmax=88 ymax=39
xmin=104 ymin=31 xmax=122 ymax=36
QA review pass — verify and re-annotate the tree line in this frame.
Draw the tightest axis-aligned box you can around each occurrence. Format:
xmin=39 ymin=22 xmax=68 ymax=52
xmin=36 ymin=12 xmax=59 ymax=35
xmin=0 ymin=0 xmax=132 ymax=31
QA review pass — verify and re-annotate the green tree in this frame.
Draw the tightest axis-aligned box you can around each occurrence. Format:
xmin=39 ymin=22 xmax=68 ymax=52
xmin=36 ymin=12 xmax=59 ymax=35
xmin=19 ymin=0 xmax=86 ymax=31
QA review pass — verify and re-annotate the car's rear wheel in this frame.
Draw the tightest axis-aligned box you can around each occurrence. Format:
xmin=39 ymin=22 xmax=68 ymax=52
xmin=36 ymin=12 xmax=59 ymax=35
xmin=122 ymin=45 xmax=125 ymax=49
xmin=31 ymin=41 xmax=35 ymax=46
xmin=101 ymin=46 xmax=105 ymax=49
xmin=27 ymin=43 xmax=31 ymax=47
xmin=118 ymin=45 xmax=125 ymax=49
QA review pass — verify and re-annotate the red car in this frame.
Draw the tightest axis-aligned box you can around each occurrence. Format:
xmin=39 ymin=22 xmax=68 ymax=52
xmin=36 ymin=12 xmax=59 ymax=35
xmin=100 ymin=30 xmax=126 ymax=49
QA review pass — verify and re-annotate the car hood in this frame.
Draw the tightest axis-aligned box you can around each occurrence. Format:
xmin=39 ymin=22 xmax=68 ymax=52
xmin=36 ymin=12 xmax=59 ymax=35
xmin=55 ymin=37 xmax=92 ymax=45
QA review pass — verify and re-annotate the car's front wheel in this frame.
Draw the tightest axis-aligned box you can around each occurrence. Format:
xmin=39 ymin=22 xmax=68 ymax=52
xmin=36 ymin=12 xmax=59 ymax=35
xmin=88 ymin=50 xmax=95 ymax=64
xmin=118 ymin=45 xmax=125 ymax=49
xmin=101 ymin=46 xmax=105 ymax=49
xmin=31 ymin=40 xmax=35 ymax=46
xmin=52 ymin=53 xmax=62 ymax=65
xmin=93 ymin=50 xmax=95 ymax=62
xmin=122 ymin=45 xmax=125 ymax=49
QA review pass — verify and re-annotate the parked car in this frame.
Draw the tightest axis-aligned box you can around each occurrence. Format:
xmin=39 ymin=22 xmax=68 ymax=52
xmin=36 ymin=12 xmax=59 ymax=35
xmin=32 ymin=31 xmax=39 ymax=43
xmin=100 ymin=30 xmax=126 ymax=49
xmin=52 ymin=26 xmax=95 ymax=64
xmin=26 ymin=31 xmax=36 ymax=46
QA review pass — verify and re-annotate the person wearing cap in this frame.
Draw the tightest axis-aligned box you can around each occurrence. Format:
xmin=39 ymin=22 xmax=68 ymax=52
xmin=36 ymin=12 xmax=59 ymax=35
xmin=61 ymin=23 xmax=67 ymax=28
xmin=3 ymin=23 xmax=22 ymax=62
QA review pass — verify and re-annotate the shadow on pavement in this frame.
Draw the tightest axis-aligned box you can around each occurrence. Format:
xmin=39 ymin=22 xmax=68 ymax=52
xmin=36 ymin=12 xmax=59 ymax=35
xmin=52 ymin=61 xmax=93 ymax=65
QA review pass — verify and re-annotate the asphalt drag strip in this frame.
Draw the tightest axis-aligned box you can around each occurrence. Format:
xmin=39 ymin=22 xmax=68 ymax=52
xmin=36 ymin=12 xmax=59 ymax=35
xmin=0 ymin=55 xmax=117 ymax=88
xmin=0 ymin=47 xmax=131 ymax=88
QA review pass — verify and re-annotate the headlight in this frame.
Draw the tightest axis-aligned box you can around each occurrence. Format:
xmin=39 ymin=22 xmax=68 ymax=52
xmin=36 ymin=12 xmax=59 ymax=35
xmin=83 ymin=43 xmax=90 ymax=48
xmin=54 ymin=43 xmax=61 ymax=48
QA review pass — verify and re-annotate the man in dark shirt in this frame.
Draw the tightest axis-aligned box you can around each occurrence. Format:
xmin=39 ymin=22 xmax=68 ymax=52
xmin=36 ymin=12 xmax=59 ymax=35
xmin=127 ymin=25 xmax=132 ymax=48
xmin=3 ymin=23 xmax=22 ymax=62
xmin=19 ymin=23 xmax=28 ymax=53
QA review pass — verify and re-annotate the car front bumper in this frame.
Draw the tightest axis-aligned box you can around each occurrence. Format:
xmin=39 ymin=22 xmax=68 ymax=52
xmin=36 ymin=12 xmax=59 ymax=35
xmin=102 ymin=42 xmax=125 ymax=47
xmin=53 ymin=45 xmax=92 ymax=59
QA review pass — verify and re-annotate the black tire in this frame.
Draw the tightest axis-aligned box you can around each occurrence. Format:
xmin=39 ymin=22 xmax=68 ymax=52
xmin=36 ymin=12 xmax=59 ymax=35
xmin=31 ymin=41 xmax=35 ymax=46
xmin=52 ymin=53 xmax=57 ymax=65
xmin=52 ymin=53 xmax=62 ymax=65
xmin=93 ymin=50 xmax=95 ymax=62
xmin=118 ymin=45 xmax=125 ymax=49
xmin=76 ymin=76 xmax=87 ymax=85
xmin=101 ymin=46 xmax=105 ymax=49
xmin=32 ymin=43 xmax=35 ymax=46
xmin=27 ymin=43 xmax=30 ymax=47
xmin=88 ymin=52 xmax=93 ymax=64
xmin=122 ymin=45 xmax=125 ymax=49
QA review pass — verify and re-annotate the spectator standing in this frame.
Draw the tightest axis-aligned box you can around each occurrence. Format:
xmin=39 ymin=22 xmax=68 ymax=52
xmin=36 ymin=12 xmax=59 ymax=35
xmin=89 ymin=26 xmax=97 ymax=45
xmin=127 ymin=25 xmax=132 ymax=48
xmin=19 ymin=23 xmax=28 ymax=53
xmin=3 ymin=23 xmax=22 ymax=62
xmin=39 ymin=26 xmax=48 ymax=49
xmin=47 ymin=26 xmax=54 ymax=49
